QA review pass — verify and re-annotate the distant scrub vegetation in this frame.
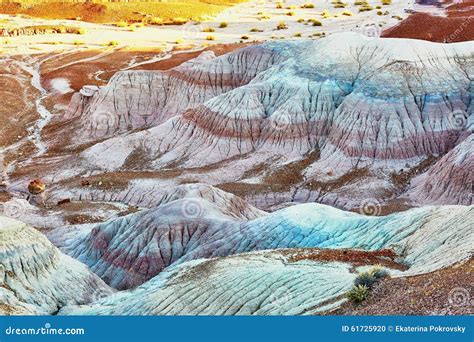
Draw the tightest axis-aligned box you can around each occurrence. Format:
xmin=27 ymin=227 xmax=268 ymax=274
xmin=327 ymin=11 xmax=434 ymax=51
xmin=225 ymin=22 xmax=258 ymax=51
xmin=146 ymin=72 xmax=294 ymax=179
xmin=0 ymin=0 xmax=248 ymax=24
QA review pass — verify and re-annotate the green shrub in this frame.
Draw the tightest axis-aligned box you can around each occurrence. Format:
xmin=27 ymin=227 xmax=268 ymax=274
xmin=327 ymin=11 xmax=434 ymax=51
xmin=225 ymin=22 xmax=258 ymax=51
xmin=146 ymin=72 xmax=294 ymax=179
xmin=115 ymin=21 xmax=128 ymax=28
xmin=276 ymin=21 xmax=288 ymax=30
xmin=347 ymin=285 xmax=369 ymax=303
xmin=219 ymin=22 xmax=228 ymax=28
xmin=370 ymin=265 xmax=390 ymax=280
xmin=150 ymin=17 xmax=163 ymax=25
xmin=354 ymin=271 xmax=377 ymax=288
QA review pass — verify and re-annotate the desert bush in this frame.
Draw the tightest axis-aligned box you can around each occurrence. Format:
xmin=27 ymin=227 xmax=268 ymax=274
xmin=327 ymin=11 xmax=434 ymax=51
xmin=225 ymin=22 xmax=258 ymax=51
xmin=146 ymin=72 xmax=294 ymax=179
xmin=171 ymin=17 xmax=188 ymax=25
xmin=202 ymin=27 xmax=215 ymax=32
xmin=276 ymin=21 xmax=288 ymax=30
xmin=106 ymin=40 xmax=119 ymax=46
xmin=77 ymin=27 xmax=86 ymax=35
xmin=149 ymin=17 xmax=163 ymax=25
xmin=115 ymin=21 xmax=128 ymax=28
xmin=219 ymin=22 xmax=228 ymax=28
xmin=250 ymin=27 xmax=264 ymax=32
xmin=341 ymin=10 xmax=353 ymax=16
xmin=354 ymin=271 xmax=377 ymax=288
xmin=206 ymin=35 xmax=215 ymax=41
xmin=241 ymin=35 xmax=250 ymax=40
xmin=301 ymin=3 xmax=315 ymax=9
xmin=370 ymin=265 xmax=390 ymax=280
xmin=347 ymin=285 xmax=369 ymax=303
xmin=382 ymin=0 xmax=392 ymax=4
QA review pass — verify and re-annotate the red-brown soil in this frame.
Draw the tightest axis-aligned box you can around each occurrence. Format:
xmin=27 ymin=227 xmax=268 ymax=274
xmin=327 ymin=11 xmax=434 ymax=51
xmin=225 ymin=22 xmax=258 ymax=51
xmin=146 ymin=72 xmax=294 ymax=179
xmin=382 ymin=12 xmax=474 ymax=43
xmin=331 ymin=258 xmax=474 ymax=315
xmin=40 ymin=43 xmax=249 ymax=108
xmin=287 ymin=248 xmax=407 ymax=271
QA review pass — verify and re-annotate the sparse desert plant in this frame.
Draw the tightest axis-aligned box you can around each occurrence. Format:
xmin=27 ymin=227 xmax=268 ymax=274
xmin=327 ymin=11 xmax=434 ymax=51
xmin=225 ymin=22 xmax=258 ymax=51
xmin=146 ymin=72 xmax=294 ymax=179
xmin=241 ymin=35 xmax=250 ymax=40
xmin=382 ymin=0 xmax=392 ymax=4
xmin=347 ymin=285 xmax=369 ymax=303
xmin=115 ymin=21 xmax=128 ymax=28
xmin=341 ymin=10 xmax=353 ymax=16
xmin=202 ymin=27 xmax=215 ymax=32
xmin=73 ymin=40 xmax=85 ymax=45
xmin=175 ymin=38 xmax=185 ymax=44
xmin=77 ymin=28 xmax=86 ymax=35
xmin=171 ymin=17 xmax=188 ymax=25
xmin=297 ymin=18 xmax=305 ymax=23
xmin=321 ymin=10 xmax=331 ymax=18
xmin=301 ymin=3 xmax=315 ymax=9
xmin=287 ymin=11 xmax=295 ymax=16
xmin=149 ymin=17 xmax=163 ymax=25
xmin=106 ymin=40 xmax=119 ymax=46
xmin=206 ymin=35 xmax=216 ymax=41
xmin=219 ymin=22 xmax=228 ymax=28
xmin=276 ymin=21 xmax=288 ymax=30
xmin=276 ymin=2 xmax=283 ymax=9
xmin=250 ymin=27 xmax=264 ymax=32
xmin=294 ymin=32 xmax=302 ymax=37
xmin=359 ymin=5 xmax=374 ymax=12
xmin=370 ymin=265 xmax=389 ymax=280
xmin=129 ymin=25 xmax=137 ymax=32
xmin=311 ymin=19 xmax=323 ymax=26
xmin=354 ymin=271 xmax=377 ymax=288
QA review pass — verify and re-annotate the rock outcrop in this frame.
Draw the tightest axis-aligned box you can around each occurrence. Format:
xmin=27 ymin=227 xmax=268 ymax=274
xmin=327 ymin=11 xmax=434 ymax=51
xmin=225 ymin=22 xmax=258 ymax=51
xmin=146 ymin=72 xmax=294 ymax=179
xmin=59 ymin=200 xmax=473 ymax=315
xmin=48 ymin=187 xmax=473 ymax=290
xmin=59 ymin=250 xmax=358 ymax=315
xmin=62 ymin=46 xmax=291 ymax=142
xmin=406 ymin=134 xmax=473 ymax=205
xmin=0 ymin=216 xmax=113 ymax=315
xmin=40 ymin=33 xmax=472 ymax=211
